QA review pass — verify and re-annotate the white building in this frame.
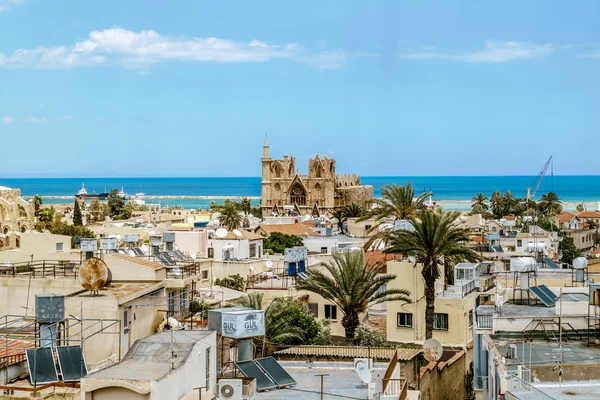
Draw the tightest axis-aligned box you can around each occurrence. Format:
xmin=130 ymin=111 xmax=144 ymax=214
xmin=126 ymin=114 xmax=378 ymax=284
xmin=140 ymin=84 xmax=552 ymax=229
xmin=207 ymin=230 xmax=264 ymax=262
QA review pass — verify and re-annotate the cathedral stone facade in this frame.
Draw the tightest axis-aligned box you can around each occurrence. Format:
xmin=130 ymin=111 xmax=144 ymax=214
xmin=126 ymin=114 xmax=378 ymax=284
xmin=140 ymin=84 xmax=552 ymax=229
xmin=0 ymin=186 xmax=34 ymax=249
xmin=261 ymin=139 xmax=373 ymax=217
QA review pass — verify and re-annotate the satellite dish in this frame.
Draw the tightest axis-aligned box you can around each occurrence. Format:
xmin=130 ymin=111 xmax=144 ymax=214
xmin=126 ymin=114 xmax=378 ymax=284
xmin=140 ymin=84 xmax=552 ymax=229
xmin=190 ymin=252 xmax=197 ymax=260
xmin=173 ymin=266 xmax=181 ymax=276
xmin=233 ymin=229 xmax=243 ymax=237
xmin=79 ymin=257 xmax=110 ymax=294
xmin=249 ymin=265 xmax=254 ymax=271
xmin=354 ymin=359 xmax=372 ymax=384
xmin=216 ymin=228 xmax=228 ymax=238
xmin=573 ymin=257 xmax=588 ymax=269
xmin=423 ymin=338 xmax=443 ymax=363
xmin=266 ymin=260 xmax=273 ymax=268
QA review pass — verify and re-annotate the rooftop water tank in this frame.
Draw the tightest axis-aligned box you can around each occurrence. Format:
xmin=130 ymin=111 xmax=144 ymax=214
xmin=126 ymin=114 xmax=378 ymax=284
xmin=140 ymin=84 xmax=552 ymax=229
xmin=510 ymin=257 xmax=536 ymax=272
xmin=573 ymin=257 xmax=588 ymax=269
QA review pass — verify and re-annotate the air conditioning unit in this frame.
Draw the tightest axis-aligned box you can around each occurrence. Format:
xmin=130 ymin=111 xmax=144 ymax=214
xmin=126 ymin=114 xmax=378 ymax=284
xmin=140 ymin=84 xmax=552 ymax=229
xmin=509 ymin=344 xmax=518 ymax=359
xmin=218 ymin=379 xmax=244 ymax=400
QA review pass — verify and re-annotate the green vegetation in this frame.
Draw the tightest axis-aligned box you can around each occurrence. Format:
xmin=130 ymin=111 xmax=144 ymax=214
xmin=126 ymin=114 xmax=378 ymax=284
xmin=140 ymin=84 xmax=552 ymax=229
xmin=296 ymin=250 xmax=411 ymax=341
xmin=107 ymin=189 xmax=132 ymax=220
xmin=89 ymin=199 xmax=108 ymax=223
xmin=359 ymin=182 xmax=430 ymax=249
xmin=538 ymin=192 xmax=562 ymax=217
xmin=331 ymin=203 xmax=367 ymax=233
xmin=386 ymin=210 xmax=480 ymax=340
xmin=36 ymin=207 xmax=55 ymax=231
xmin=189 ymin=300 xmax=212 ymax=320
xmin=354 ymin=323 xmax=389 ymax=347
xmin=211 ymin=199 xmax=262 ymax=219
xmin=229 ymin=294 xmax=331 ymax=347
xmin=218 ymin=201 xmax=244 ymax=230
xmin=263 ymin=232 xmax=304 ymax=254
xmin=49 ymin=214 xmax=96 ymax=247
xmin=73 ymin=199 xmax=83 ymax=226
xmin=214 ymin=274 xmax=246 ymax=292
xmin=559 ymin=232 xmax=581 ymax=265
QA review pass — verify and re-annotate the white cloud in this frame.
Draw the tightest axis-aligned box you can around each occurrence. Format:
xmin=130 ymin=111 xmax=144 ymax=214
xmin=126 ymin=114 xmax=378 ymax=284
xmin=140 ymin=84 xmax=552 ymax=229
xmin=400 ymin=41 xmax=552 ymax=63
xmin=0 ymin=0 xmax=22 ymax=13
xmin=304 ymin=50 xmax=348 ymax=70
xmin=23 ymin=116 xmax=48 ymax=124
xmin=0 ymin=28 xmax=299 ymax=70
xmin=578 ymin=50 xmax=600 ymax=60
xmin=0 ymin=116 xmax=14 ymax=124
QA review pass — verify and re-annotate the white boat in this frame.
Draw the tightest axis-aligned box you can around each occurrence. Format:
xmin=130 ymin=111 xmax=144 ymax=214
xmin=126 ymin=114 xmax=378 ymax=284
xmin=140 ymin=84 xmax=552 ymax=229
xmin=133 ymin=192 xmax=145 ymax=206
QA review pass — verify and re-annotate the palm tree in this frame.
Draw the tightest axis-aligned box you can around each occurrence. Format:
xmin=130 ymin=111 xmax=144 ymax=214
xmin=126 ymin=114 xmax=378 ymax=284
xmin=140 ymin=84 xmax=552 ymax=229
xmin=471 ymin=193 xmax=488 ymax=212
xmin=230 ymin=292 xmax=264 ymax=310
xmin=386 ymin=210 xmax=480 ymax=340
xmin=502 ymin=191 xmax=517 ymax=216
xmin=296 ymin=250 xmax=411 ymax=341
xmin=240 ymin=197 xmax=252 ymax=216
xmin=218 ymin=202 xmax=243 ymax=230
xmin=359 ymin=182 xmax=430 ymax=250
xmin=331 ymin=209 xmax=346 ymax=233
xmin=343 ymin=203 xmax=367 ymax=218
xmin=32 ymin=195 xmax=43 ymax=215
xmin=538 ymin=192 xmax=562 ymax=217
xmin=490 ymin=191 xmax=503 ymax=218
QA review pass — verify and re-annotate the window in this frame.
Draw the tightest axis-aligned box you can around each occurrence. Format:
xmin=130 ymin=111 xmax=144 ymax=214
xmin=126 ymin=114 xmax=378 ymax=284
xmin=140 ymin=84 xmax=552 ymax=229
xmin=397 ymin=313 xmax=413 ymax=328
xmin=249 ymin=244 xmax=256 ymax=258
xmin=208 ymin=248 xmax=214 ymax=258
xmin=205 ymin=347 xmax=211 ymax=391
xmin=469 ymin=310 xmax=473 ymax=328
xmin=290 ymin=183 xmax=306 ymax=206
xmin=517 ymin=240 xmax=522 ymax=247
xmin=365 ymin=225 xmax=371 ymax=231
xmin=320 ymin=247 xmax=328 ymax=254
xmin=325 ymin=304 xmax=337 ymax=320
xmin=308 ymin=303 xmax=319 ymax=318
xmin=492 ymin=226 xmax=497 ymax=232
xmin=56 ymin=242 xmax=63 ymax=251
xmin=433 ymin=313 xmax=449 ymax=331
xmin=201 ymin=270 xmax=209 ymax=280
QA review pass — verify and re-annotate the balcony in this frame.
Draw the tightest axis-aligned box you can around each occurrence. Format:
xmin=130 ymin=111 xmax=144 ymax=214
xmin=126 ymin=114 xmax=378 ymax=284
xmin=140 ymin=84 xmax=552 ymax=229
xmin=476 ymin=305 xmax=494 ymax=330
xmin=435 ymin=279 xmax=477 ymax=298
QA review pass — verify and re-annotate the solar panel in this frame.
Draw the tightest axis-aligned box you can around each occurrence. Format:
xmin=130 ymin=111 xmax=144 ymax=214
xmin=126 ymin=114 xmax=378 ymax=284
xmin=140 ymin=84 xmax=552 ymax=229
xmin=56 ymin=346 xmax=88 ymax=381
xmin=585 ymin=279 xmax=595 ymax=285
xmin=530 ymin=286 xmax=555 ymax=307
xmin=156 ymin=254 xmax=171 ymax=266
xmin=538 ymin=284 xmax=558 ymax=301
xmin=26 ymin=347 xmax=58 ymax=384
xmin=235 ymin=360 xmax=277 ymax=391
xmin=256 ymin=357 xmax=296 ymax=387
xmin=133 ymin=247 xmax=145 ymax=257
xmin=162 ymin=253 xmax=176 ymax=264
xmin=174 ymin=250 xmax=187 ymax=260
xmin=169 ymin=251 xmax=185 ymax=262
xmin=543 ymin=258 xmax=560 ymax=269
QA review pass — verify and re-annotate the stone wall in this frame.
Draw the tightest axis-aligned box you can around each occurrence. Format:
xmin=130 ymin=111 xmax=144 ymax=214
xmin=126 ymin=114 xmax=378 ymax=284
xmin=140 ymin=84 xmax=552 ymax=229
xmin=419 ymin=351 xmax=467 ymax=400
xmin=532 ymin=363 xmax=600 ymax=382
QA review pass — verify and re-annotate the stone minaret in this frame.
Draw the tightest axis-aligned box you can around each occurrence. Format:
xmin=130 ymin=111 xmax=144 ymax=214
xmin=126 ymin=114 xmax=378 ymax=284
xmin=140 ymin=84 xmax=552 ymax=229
xmin=261 ymin=135 xmax=271 ymax=216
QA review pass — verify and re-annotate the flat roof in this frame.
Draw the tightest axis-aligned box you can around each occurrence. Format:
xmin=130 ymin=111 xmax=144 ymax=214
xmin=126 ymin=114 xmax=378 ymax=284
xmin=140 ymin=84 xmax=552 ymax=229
xmin=255 ymin=362 xmax=388 ymax=400
xmin=87 ymin=331 xmax=214 ymax=381
xmin=493 ymin=338 xmax=600 ymax=367
xmin=75 ymin=281 xmax=159 ymax=299
xmin=274 ymin=346 xmax=421 ymax=361
xmin=508 ymin=380 xmax=600 ymax=399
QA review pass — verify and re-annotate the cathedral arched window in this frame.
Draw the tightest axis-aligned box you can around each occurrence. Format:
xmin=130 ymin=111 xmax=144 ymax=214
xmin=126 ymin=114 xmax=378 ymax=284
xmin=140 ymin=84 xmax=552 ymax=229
xmin=273 ymin=163 xmax=283 ymax=178
xmin=314 ymin=164 xmax=323 ymax=178
xmin=290 ymin=184 xmax=306 ymax=206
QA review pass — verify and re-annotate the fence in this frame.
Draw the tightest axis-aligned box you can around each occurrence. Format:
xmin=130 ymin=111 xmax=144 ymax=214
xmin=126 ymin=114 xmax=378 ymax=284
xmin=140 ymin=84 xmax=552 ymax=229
xmin=505 ymin=370 xmax=554 ymax=399
xmin=435 ymin=280 xmax=477 ymax=298
xmin=0 ymin=260 xmax=79 ymax=279
xmin=477 ymin=314 xmax=493 ymax=330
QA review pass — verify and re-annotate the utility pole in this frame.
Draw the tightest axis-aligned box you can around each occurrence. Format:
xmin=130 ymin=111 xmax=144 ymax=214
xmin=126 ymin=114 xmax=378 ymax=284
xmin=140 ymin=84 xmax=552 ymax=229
xmin=315 ymin=374 xmax=329 ymax=400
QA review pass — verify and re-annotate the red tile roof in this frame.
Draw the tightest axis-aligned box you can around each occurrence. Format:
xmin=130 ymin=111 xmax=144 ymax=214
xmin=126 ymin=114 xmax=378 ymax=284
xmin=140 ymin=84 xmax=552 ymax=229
xmin=258 ymin=224 xmax=319 ymax=237
xmin=0 ymin=338 xmax=35 ymax=367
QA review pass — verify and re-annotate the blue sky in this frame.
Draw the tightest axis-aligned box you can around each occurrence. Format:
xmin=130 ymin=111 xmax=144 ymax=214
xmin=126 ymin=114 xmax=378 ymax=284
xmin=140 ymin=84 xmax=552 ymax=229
xmin=1 ymin=0 xmax=599 ymax=177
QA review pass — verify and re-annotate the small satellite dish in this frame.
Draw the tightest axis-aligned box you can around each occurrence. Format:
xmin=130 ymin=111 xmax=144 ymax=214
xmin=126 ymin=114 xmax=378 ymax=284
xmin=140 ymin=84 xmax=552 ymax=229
xmin=573 ymin=257 xmax=588 ymax=269
xmin=79 ymin=257 xmax=110 ymax=294
xmin=216 ymin=228 xmax=228 ymax=238
xmin=173 ymin=266 xmax=182 ymax=276
xmin=249 ymin=265 xmax=254 ymax=271
xmin=354 ymin=359 xmax=372 ymax=384
xmin=190 ymin=252 xmax=197 ymax=260
xmin=423 ymin=338 xmax=443 ymax=363
xmin=233 ymin=229 xmax=243 ymax=237
xmin=266 ymin=260 xmax=273 ymax=268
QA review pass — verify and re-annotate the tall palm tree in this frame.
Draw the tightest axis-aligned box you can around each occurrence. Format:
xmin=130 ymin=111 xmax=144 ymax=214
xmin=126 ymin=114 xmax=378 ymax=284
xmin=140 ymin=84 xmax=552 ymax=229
xmin=32 ymin=195 xmax=43 ymax=215
xmin=240 ymin=197 xmax=252 ymax=216
xmin=331 ymin=209 xmax=346 ymax=233
xmin=230 ymin=292 xmax=264 ymax=310
xmin=296 ymin=250 xmax=411 ymax=341
xmin=502 ymin=191 xmax=517 ymax=216
xmin=538 ymin=192 xmax=562 ymax=217
xmin=359 ymin=182 xmax=431 ymax=250
xmin=218 ymin=202 xmax=243 ymax=230
xmin=386 ymin=210 xmax=480 ymax=340
xmin=471 ymin=193 xmax=488 ymax=211
xmin=490 ymin=191 xmax=503 ymax=218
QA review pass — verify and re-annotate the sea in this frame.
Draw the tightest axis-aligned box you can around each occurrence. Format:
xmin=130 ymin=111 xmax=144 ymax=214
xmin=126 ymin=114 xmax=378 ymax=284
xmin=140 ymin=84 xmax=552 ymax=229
xmin=1 ymin=176 xmax=600 ymax=212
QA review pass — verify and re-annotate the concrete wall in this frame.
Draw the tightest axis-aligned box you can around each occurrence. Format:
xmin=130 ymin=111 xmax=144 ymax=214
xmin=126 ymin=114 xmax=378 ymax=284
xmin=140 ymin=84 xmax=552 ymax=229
xmin=89 ymin=386 xmax=149 ymax=400
xmin=419 ymin=351 xmax=467 ymax=400
xmin=104 ymin=255 xmax=164 ymax=281
xmin=20 ymin=232 xmax=73 ymax=254
xmin=532 ymin=363 xmax=600 ymax=382
xmin=173 ymin=231 xmax=208 ymax=258
xmin=346 ymin=217 xmax=375 ymax=238
xmin=0 ymin=276 xmax=83 ymax=315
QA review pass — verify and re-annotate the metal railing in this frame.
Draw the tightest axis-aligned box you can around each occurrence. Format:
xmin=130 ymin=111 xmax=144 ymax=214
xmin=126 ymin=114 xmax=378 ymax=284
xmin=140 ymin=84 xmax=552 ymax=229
xmin=0 ymin=260 xmax=79 ymax=279
xmin=505 ymin=371 xmax=554 ymax=399
xmin=476 ymin=315 xmax=493 ymax=330
xmin=165 ymin=263 xmax=203 ymax=279
xmin=435 ymin=279 xmax=477 ymax=298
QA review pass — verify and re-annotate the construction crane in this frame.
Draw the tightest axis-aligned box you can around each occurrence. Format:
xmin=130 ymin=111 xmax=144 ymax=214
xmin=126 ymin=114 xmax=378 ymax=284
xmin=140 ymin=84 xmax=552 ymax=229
xmin=526 ymin=156 xmax=553 ymax=201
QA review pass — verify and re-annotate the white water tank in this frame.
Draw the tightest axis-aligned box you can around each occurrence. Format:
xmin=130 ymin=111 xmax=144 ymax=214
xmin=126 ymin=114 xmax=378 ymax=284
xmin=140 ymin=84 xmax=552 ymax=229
xmin=527 ymin=242 xmax=547 ymax=253
xmin=573 ymin=257 xmax=588 ymax=269
xmin=510 ymin=257 xmax=537 ymax=272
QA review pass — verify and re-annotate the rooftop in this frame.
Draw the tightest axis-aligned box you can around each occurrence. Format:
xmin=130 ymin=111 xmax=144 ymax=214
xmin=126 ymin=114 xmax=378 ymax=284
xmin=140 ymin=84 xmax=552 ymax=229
xmin=257 ymin=223 xmax=319 ymax=237
xmin=493 ymin=338 xmax=600 ymax=367
xmin=508 ymin=380 xmax=600 ymax=399
xmin=274 ymin=346 xmax=421 ymax=361
xmin=87 ymin=331 xmax=213 ymax=381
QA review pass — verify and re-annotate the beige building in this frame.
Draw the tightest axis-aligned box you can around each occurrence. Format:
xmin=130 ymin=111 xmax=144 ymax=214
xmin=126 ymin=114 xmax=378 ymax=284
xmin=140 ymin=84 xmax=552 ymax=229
xmin=386 ymin=261 xmax=493 ymax=348
xmin=0 ymin=185 xmax=35 ymax=250
xmin=260 ymin=138 xmax=373 ymax=217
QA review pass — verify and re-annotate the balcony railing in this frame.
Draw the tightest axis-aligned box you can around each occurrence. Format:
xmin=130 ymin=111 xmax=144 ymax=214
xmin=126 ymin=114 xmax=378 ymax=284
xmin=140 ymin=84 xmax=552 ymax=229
xmin=476 ymin=315 xmax=493 ymax=330
xmin=0 ymin=260 xmax=79 ymax=279
xmin=435 ymin=279 xmax=477 ymax=298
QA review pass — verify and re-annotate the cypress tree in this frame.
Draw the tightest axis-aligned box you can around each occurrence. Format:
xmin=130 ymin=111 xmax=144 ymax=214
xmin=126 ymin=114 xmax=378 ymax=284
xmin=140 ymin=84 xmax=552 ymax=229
xmin=73 ymin=199 xmax=83 ymax=226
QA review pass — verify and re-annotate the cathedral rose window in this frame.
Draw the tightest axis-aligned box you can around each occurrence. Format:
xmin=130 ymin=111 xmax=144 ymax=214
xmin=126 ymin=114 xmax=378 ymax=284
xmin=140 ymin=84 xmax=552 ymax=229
xmin=290 ymin=184 xmax=306 ymax=206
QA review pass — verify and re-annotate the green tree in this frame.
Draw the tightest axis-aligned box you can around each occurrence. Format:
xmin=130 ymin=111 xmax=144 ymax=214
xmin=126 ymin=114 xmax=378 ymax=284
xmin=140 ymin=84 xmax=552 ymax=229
xmin=231 ymin=292 xmax=265 ymax=310
xmin=218 ymin=201 xmax=243 ymax=230
xmin=49 ymin=215 xmax=96 ymax=247
xmin=32 ymin=195 xmax=43 ymax=215
xmin=539 ymin=192 xmax=562 ymax=217
xmin=344 ymin=203 xmax=367 ymax=218
xmin=386 ymin=210 xmax=480 ymax=339
xmin=215 ymin=274 xmax=246 ymax=292
xmin=107 ymin=189 xmax=131 ymax=220
xmin=263 ymin=232 xmax=304 ymax=254
xmin=359 ymin=182 xmax=430 ymax=250
xmin=296 ymin=250 xmax=411 ymax=342
xmin=89 ymin=199 xmax=104 ymax=223
xmin=559 ymin=232 xmax=581 ymax=265
xmin=37 ymin=208 xmax=55 ymax=231
xmin=576 ymin=203 xmax=584 ymax=212
xmin=240 ymin=198 xmax=252 ymax=216
xmin=354 ymin=323 xmax=389 ymax=347
xmin=73 ymin=199 xmax=83 ymax=226
xmin=502 ymin=190 xmax=518 ymax=215
xmin=331 ymin=209 xmax=346 ymax=233
xmin=490 ymin=191 xmax=503 ymax=218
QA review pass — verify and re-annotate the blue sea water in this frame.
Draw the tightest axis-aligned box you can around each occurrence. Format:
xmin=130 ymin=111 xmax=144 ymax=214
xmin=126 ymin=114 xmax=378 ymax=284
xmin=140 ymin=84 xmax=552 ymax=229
xmin=1 ymin=176 xmax=599 ymax=209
